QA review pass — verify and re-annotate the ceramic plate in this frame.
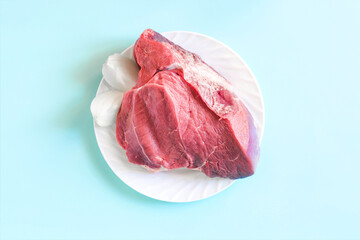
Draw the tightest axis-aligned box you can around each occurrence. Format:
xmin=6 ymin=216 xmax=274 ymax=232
xmin=92 ymin=31 xmax=265 ymax=202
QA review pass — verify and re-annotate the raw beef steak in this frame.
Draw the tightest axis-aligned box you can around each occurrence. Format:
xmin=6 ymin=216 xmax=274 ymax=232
xmin=116 ymin=29 xmax=260 ymax=179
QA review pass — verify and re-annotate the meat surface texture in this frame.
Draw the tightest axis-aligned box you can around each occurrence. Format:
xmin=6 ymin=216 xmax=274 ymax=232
xmin=116 ymin=29 xmax=260 ymax=179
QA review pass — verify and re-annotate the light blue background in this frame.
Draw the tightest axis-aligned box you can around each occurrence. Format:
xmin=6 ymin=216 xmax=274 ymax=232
xmin=1 ymin=0 xmax=360 ymax=239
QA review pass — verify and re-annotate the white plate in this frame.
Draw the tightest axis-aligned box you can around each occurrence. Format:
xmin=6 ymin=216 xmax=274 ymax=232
xmin=93 ymin=31 xmax=265 ymax=202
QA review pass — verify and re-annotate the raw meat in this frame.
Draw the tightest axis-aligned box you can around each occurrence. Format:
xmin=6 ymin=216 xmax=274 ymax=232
xmin=116 ymin=29 xmax=260 ymax=179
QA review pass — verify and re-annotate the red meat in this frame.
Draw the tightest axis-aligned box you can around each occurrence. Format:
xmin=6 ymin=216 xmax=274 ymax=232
xmin=116 ymin=29 xmax=259 ymax=179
